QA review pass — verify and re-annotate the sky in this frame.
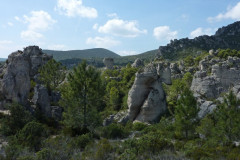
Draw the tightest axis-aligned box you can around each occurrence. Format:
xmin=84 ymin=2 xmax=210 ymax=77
xmin=0 ymin=0 xmax=240 ymax=58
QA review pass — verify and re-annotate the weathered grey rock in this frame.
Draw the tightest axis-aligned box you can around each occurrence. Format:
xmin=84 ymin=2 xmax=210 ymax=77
xmin=0 ymin=46 xmax=52 ymax=106
xmin=32 ymin=85 xmax=51 ymax=117
xmin=134 ymin=79 xmax=167 ymax=123
xmin=157 ymin=63 xmax=172 ymax=85
xmin=2 ymin=51 xmax=31 ymax=105
xmin=103 ymin=58 xmax=114 ymax=69
xmin=132 ymin=58 xmax=144 ymax=68
xmin=125 ymin=63 xmax=169 ymax=123
xmin=103 ymin=110 xmax=128 ymax=126
xmin=191 ymin=57 xmax=240 ymax=99
xmin=209 ymin=49 xmax=214 ymax=56
xmin=198 ymin=101 xmax=217 ymax=118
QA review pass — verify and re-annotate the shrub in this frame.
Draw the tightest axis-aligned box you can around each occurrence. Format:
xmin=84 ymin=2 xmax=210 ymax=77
xmin=1 ymin=103 xmax=33 ymax=136
xmin=101 ymin=123 xmax=129 ymax=139
xmin=132 ymin=122 xmax=147 ymax=131
xmin=70 ymin=133 xmax=93 ymax=149
xmin=95 ymin=139 xmax=113 ymax=160
xmin=16 ymin=121 xmax=48 ymax=151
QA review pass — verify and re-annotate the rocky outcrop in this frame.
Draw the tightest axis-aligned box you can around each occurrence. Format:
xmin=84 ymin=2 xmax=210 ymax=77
xmin=103 ymin=58 xmax=114 ymax=69
xmin=132 ymin=58 xmax=144 ymax=68
xmin=191 ymin=56 xmax=240 ymax=99
xmin=158 ymin=21 xmax=240 ymax=60
xmin=32 ymin=85 xmax=51 ymax=117
xmin=32 ymin=84 xmax=63 ymax=120
xmin=121 ymin=62 xmax=171 ymax=124
xmin=0 ymin=46 xmax=52 ymax=106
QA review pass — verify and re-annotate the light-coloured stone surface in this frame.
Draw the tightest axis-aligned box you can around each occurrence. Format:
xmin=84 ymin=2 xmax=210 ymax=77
xmin=124 ymin=63 xmax=170 ymax=123
xmin=132 ymin=58 xmax=144 ymax=68
xmin=103 ymin=58 xmax=114 ymax=69
xmin=0 ymin=46 xmax=52 ymax=106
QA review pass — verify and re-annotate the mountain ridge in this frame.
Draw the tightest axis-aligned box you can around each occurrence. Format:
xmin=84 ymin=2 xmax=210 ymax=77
xmin=43 ymin=48 xmax=120 ymax=61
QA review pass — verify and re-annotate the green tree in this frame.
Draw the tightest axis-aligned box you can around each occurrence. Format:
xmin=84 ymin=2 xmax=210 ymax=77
xmin=109 ymin=87 xmax=121 ymax=110
xmin=16 ymin=121 xmax=47 ymax=151
xmin=183 ymin=72 xmax=193 ymax=87
xmin=39 ymin=59 xmax=66 ymax=91
xmin=213 ymin=90 xmax=240 ymax=144
xmin=61 ymin=61 xmax=103 ymax=134
xmin=174 ymin=88 xmax=199 ymax=139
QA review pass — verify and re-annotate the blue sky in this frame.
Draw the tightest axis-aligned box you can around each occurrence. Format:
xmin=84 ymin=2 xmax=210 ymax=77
xmin=0 ymin=0 xmax=240 ymax=58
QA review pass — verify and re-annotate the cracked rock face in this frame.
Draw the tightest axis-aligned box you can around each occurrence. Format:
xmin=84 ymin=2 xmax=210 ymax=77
xmin=125 ymin=63 xmax=171 ymax=123
xmin=0 ymin=46 xmax=52 ymax=106
xmin=191 ymin=57 xmax=240 ymax=99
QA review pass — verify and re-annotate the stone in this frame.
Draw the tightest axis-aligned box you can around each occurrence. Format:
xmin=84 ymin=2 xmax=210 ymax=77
xmin=132 ymin=58 xmax=144 ymax=68
xmin=32 ymin=85 xmax=51 ymax=117
xmin=157 ymin=63 xmax=172 ymax=85
xmin=198 ymin=101 xmax=217 ymax=118
xmin=0 ymin=46 xmax=52 ymax=106
xmin=103 ymin=58 xmax=114 ymax=69
xmin=2 ymin=51 xmax=31 ymax=105
xmin=124 ymin=63 xmax=169 ymax=123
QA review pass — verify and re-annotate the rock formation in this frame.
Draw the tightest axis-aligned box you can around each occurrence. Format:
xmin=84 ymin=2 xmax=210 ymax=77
xmin=122 ymin=62 xmax=171 ymax=124
xmin=132 ymin=58 xmax=144 ymax=68
xmin=0 ymin=46 xmax=51 ymax=105
xmin=158 ymin=21 xmax=240 ymax=60
xmin=0 ymin=46 xmax=62 ymax=120
xmin=103 ymin=58 xmax=114 ymax=69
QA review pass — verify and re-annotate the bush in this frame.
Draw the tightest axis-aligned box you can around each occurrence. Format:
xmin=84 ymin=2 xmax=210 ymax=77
xmin=95 ymin=139 xmax=113 ymax=160
xmin=70 ymin=133 xmax=93 ymax=149
xmin=101 ymin=123 xmax=129 ymax=139
xmin=1 ymin=103 xmax=33 ymax=136
xmin=16 ymin=121 xmax=48 ymax=151
xmin=132 ymin=122 xmax=147 ymax=131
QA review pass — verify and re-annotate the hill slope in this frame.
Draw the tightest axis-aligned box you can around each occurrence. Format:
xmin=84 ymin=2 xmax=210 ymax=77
xmin=159 ymin=21 xmax=240 ymax=60
xmin=0 ymin=58 xmax=6 ymax=62
xmin=43 ymin=48 xmax=120 ymax=61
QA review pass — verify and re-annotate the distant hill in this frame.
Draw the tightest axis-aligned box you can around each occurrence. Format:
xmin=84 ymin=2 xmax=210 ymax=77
xmin=159 ymin=21 xmax=240 ymax=60
xmin=43 ymin=48 xmax=120 ymax=61
xmin=114 ymin=49 xmax=158 ymax=66
xmin=0 ymin=58 xmax=6 ymax=62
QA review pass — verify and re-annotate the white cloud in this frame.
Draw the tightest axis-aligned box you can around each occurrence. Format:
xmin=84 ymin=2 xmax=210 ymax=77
xmin=98 ymin=18 xmax=147 ymax=38
xmin=19 ymin=11 xmax=56 ymax=41
xmin=86 ymin=36 xmax=120 ymax=48
xmin=208 ymin=2 xmax=240 ymax=22
xmin=21 ymin=30 xmax=43 ymax=41
xmin=153 ymin=26 xmax=178 ymax=41
xmin=7 ymin=22 xmax=13 ymax=26
xmin=56 ymin=0 xmax=97 ymax=18
xmin=15 ymin=16 xmax=21 ymax=22
xmin=107 ymin=13 xmax=118 ymax=18
xmin=190 ymin=27 xmax=216 ymax=38
xmin=23 ymin=11 xmax=56 ymax=31
xmin=0 ymin=40 xmax=13 ymax=44
xmin=118 ymin=50 xmax=138 ymax=56
xmin=93 ymin=23 xmax=98 ymax=30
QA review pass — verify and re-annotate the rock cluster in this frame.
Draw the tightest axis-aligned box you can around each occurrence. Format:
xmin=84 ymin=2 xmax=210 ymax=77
xmin=190 ymin=51 xmax=240 ymax=117
xmin=103 ymin=58 xmax=114 ymax=69
xmin=0 ymin=46 xmax=62 ymax=120
xmin=131 ymin=58 xmax=144 ymax=68
xmin=123 ymin=62 xmax=171 ymax=124
xmin=159 ymin=21 xmax=240 ymax=59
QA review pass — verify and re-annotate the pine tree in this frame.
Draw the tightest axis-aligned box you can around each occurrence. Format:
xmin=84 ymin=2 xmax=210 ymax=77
xmin=39 ymin=59 xmax=66 ymax=91
xmin=60 ymin=61 xmax=103 ymax=134
xmin=174 ymin=87 xmax=199 ymax=139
